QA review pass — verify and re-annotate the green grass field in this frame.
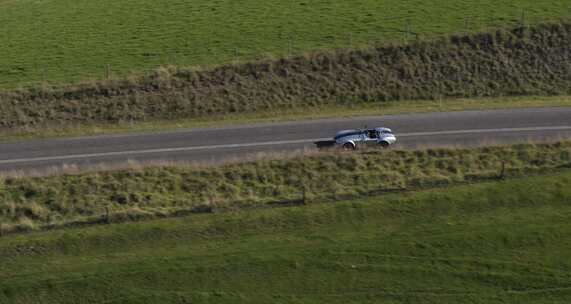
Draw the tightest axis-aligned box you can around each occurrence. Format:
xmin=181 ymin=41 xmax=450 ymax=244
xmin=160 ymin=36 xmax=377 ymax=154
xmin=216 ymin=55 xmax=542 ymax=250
xmin=1 ymin=170 xmax=571 ymax=303
xmin=1 ymin=0 xmax=570 ymax=87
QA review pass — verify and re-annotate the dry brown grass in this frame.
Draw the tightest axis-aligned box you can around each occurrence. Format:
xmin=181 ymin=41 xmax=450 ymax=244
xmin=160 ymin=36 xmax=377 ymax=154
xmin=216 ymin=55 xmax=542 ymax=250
xmin=0 ymin=141 xmax=570 ymax=233
xmin=0 ymin=147 xmax=324 ymax=179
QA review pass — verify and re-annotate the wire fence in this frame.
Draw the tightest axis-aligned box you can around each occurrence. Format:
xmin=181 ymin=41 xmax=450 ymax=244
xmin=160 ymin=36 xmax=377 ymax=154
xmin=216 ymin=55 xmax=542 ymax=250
xmin=1 ymin=11 xmax=570 ymax=88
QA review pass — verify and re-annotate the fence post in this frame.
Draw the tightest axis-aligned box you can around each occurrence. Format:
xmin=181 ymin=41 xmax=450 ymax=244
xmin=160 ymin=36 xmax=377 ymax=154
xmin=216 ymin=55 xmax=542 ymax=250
xmin=520 ymin=9 xmax=526 ymax=28
xmin=300 ymin=161 xmax=309 ymax=205
xmin=288 ymin=35 xmax=293 ymax=57
xmin=464 ymin=17 xmax=468 ymax=33
xmin=567 ymin=47 xmax=571 ymax=82
xmin=464 ymin=16 xmax=472 ymax=34
xmin=105 ymin=206 xmax=110 ymax=223
xmin=404 ymin=20 xmax=411 ymax=41
xmin=348 ymin=32 xmax=353 ymax=48
xmin=105 ymin=64 xmax=111 ymax=80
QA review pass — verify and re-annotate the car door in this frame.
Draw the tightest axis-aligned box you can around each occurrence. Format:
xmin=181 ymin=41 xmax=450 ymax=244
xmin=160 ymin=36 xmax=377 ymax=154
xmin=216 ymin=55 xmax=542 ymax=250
xmin=363 ymin=129 xmax=378 ymax=147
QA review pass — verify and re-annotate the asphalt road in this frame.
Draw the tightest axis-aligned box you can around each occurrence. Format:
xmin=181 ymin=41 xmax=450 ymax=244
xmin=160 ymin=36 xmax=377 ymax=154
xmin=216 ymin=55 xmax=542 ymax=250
xmin=0 ymin=107 xmax=570 ymax=173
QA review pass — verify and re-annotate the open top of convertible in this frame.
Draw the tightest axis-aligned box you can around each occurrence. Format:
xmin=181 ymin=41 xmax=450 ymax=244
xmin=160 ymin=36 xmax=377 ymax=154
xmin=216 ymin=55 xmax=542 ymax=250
xmin=334 ymin=128 xmax=393 ymax=140
xmin=316 ymin=127 xmax=397 ymax=150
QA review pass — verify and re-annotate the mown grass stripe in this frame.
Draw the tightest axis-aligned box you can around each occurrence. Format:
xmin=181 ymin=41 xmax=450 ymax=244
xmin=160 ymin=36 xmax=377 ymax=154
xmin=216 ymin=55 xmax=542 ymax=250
xmin=1 ymin=169 xmax=571 ymax=303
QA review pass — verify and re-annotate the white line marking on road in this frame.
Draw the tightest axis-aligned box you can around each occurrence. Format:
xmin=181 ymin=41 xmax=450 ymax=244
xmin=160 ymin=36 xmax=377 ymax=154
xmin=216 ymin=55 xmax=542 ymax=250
xmin=0 ymin=126 xmax=570 ymax=165
xmin=0 ymin=138 xmax=331 ymax=165
xmin=397 ymin=126 xmax=571 ymax=137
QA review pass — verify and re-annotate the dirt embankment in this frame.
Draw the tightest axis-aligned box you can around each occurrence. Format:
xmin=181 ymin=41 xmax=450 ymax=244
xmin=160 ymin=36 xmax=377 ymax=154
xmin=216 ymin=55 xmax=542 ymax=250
xmin=0 ymin=23 xmax=569 ymax=129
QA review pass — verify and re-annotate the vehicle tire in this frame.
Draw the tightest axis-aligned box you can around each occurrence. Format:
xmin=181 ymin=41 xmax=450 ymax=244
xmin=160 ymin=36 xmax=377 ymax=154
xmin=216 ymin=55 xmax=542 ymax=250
xmin=343 ymin=142 xmax=356 ymax=150
xmin=379 ymin=141 xmax=390 ymax=149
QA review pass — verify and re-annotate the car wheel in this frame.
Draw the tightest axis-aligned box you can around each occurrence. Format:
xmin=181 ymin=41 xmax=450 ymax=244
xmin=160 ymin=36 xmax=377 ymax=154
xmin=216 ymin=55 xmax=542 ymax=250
xmin=379 ymin=141 xmax=390 ymax=149
xmin=343 ymin=142 xmax=356 ymax=150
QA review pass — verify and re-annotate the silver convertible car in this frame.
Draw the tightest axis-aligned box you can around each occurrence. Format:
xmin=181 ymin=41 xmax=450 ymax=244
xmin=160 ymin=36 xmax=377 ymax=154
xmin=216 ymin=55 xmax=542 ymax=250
xmin=315 ymin=127 xmax=397 ymax=150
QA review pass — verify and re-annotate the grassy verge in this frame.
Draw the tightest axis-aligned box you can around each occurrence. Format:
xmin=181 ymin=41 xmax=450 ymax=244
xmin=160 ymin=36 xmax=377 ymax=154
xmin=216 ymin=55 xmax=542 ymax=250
xmin=1 ymin=142 xmax=570 ymax=233
xmin=1 ymin=95 xmax=570 ymax=142
xmin=1 ymin=0 xmax=570 ymax=87
xmin=1 ymin=170 xmax=571 ymax=303
xmin=1 ymin=23 xmax=571 ymax=135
